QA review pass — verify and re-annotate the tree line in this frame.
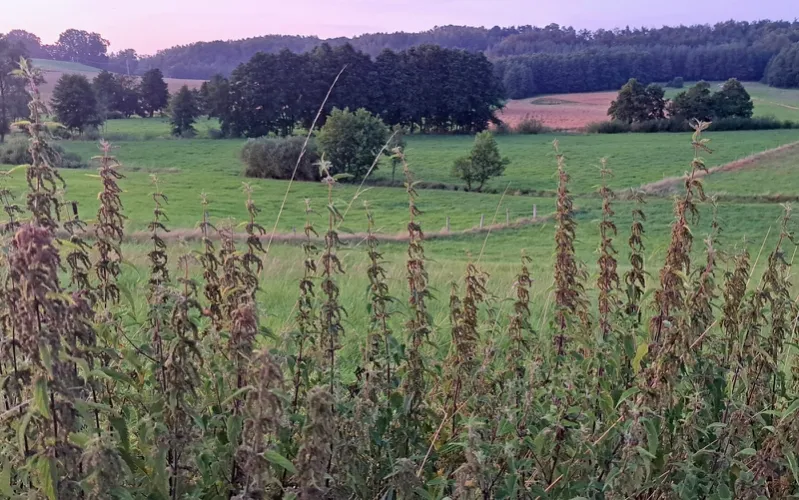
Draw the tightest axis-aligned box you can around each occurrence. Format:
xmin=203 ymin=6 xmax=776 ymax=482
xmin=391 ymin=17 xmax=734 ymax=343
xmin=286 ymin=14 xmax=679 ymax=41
xmin=0 ymin=32 xmax=172 ymax=139
xmin=214 ymin=44 xmax=504 ymax=137
xmin=3 ymin=28 xmax=138 ymax=74
xmin=608 ymin=78 xmax=754 ymax=124
xmin=495 ymin=45 xmax=776 ymax=98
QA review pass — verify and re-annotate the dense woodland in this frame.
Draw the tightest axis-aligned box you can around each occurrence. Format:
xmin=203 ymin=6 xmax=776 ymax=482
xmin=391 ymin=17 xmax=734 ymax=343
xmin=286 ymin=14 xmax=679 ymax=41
xmin=217 ymin=44 xmax=504 ymax=136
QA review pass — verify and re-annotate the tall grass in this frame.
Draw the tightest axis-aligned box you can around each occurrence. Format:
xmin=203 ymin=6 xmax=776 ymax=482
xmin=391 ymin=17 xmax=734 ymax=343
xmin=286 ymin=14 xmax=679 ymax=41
xmin=4 ymin=68 xmax=799 ymax=499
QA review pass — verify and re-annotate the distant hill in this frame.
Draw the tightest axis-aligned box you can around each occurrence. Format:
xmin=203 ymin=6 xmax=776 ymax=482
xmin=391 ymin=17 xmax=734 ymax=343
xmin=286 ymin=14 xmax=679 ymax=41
xmin=136 ymin=21 xmax=799 ymax=93
xmin=137 ymin=26 xmax=523 ymax=79
xmin=31 ymin=58 xmax=203 ymax=103
xmin=32 ymin=58 xmax=104 ymax=73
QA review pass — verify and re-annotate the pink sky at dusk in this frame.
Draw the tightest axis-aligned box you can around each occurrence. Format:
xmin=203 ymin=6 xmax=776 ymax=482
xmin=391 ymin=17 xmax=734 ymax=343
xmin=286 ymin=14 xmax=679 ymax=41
xmin=2 ymin=0 xmax=797 ymax=55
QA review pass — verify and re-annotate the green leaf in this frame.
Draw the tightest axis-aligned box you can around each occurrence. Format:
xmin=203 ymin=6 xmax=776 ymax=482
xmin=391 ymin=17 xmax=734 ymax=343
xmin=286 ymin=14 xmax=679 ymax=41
xmin=37 ymin=456 xmax=58 ymax=500
xmin=0 ymin=463 xmax=11 ymax=496
xmin=632 ymin=343 xmax=648 ymax=373
xmin=786 ymin=450 xmax=799 ymax=487
xmin=263 ymin=450 xmax=297 ymax=474
xmin=110 ymin=415 xmax=130 ymax=451
xmin=34 ymin=377 xmax=51 ymax=419
xmin=616 ymin=387 xmax=640 ymax=409
xmin=96 ymin=367 xmax=135 ymax=385
xmin=781 ymin=399 xmax=799 ymax=425
xmin=222 ymin=386 xmax=253 ymax=406
xmin=17 ymin=410 xmax=32 ymax=455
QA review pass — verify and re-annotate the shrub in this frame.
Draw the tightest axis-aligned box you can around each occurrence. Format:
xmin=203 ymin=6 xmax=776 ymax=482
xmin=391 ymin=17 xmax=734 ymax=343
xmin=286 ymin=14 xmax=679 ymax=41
xmin=513 ymin=115 xmax=551 ymax=134
xmin=493 ymin=120 xmax=512 ymax=135
xmin=585 ymin=120 xmax=631 ymax=134
xmin=709 ymin=116 xmax=795 ymax=131
xmin=0 ymin=137 xmax=29 ymax=164
xmin=451 ymin=131 xmax=510 ymax=191
xmin=317 ymin=107 xmax=389 ymax=180
xmin=589 ymin=116 xmax=797 ymax=134
xmin=207 ymin=127 xmax=225 ymax=140
xmin=666 ymin=76 xmax=684 ymax=88
xmin=106 ymin=110 xmax=125 ymax=120
xmin=241 ymin=136 xmax=320 ymax=181
xmin=0 ymin=137 xmax=87 ymax=168
xmin=60 ymin=151 xmax=87 ymax=169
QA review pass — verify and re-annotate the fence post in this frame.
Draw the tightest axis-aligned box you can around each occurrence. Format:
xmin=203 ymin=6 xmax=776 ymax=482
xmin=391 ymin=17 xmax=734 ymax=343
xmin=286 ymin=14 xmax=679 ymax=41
xmin=533 ymin=204 xmax=537 ymax=221
xmin=446 ymin=216 xmax=450 ymax=232
xmin=480 ymin=214 xmax=485 ymax=229
xmin=506 ymin=207 xmax=510 ymax=225
xmin=292 ymin=226 xmax=296 ymax=235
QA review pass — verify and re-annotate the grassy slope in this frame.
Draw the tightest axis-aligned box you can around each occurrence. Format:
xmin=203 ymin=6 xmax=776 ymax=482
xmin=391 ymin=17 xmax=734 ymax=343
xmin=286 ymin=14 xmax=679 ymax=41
xmin=4 ymin=116 xmax=796 ymax=356
xmin=703 ymin=141 xmax=799 ymax=196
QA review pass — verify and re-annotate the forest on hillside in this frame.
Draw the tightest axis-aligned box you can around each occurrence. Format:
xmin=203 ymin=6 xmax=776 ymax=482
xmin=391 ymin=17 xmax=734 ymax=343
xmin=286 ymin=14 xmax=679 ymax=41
xmin=4 ymin=20 xmax=799 ymax=96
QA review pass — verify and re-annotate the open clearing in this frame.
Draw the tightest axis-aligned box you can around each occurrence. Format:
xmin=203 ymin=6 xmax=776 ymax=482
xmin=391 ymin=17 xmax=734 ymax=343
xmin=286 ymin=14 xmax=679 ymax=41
xmin=499 ymin=90 xmax=617 ymax=130
xmin=501 ymin=81 xmax=799 ymax=131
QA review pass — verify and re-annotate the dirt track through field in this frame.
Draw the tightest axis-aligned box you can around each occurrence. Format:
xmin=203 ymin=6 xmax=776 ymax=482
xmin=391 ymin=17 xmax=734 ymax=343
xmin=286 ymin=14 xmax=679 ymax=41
xmin=637 ymin=140 xmax=799 ymax=196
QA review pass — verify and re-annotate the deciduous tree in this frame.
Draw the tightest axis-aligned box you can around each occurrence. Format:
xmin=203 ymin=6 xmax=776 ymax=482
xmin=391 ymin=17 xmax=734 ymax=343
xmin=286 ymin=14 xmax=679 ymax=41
xmin=713 ymin=78 xmax=754 ymax=118
xmin=51 ymin=73 xmax=102 ymax=134
xmin=317 ymin=107 xmax=389 ymax=180
xmin=140 ymin=68 xmax=170 ymax=117
xmin=169 ymin=85 xmax=200 ymax=137
xmin=452 ymin=131 xmax=510 ymax=191
xmin=53 ymin=29 xmax=109 ymax=65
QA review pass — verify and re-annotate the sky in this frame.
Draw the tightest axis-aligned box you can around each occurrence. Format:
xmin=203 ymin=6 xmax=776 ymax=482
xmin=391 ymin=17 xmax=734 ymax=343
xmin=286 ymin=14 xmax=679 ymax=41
xmin=1 ymin=0 xmax=797 ymax=55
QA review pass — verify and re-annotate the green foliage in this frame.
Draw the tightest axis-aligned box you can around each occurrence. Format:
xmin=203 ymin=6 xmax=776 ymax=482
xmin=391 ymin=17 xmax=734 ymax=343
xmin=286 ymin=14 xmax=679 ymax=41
xmin=50 ymin=28 xmax=109 ymax=65
xmin=502 ymin=62 xmax=535 ymax=99
xmin=6 ymin=117 xmax=799 ymax=498
xmin=765 ymin=42 xmax=799 ymax=88
xmin=139 ymin=68 xmax=169 ymax=117
xmin=608 ymin=78 xmax=666 ymax=123
xmin=513 ymin=115 xmax=551 ymax=134
xmin=198 ymin=74 xmax=229 ymax=120
xmin=713 ymin=78 xmax=755 ymax=118
xmin=240 ymin=136 xmax=320 ymax=180
xmin=51 ymin=73 xmax=102 ymax=133
xmin=666 ymin=76 xmax=685 ymax=88
xmin=317 ymin=107 xmax=389 ymax=180
xmin=220 ymin=44 xmax=504 ymax=137
xmin=169 ymin=85 xmax=200 ymax=137
xmin=669 ymin=81 xmax=716 ymax=120
xmin=451 ymin=131 xmax=510 ymax=191
xmin=0 ymin=36 xmax=29 ymax=142
xmin=92 ymin=71 xmax=141 ymax=119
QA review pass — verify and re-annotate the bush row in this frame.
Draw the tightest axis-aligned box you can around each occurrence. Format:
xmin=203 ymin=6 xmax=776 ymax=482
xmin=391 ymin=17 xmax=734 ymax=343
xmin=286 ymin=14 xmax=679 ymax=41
xmin=586 ymin=116 xmax=799 ymax=134
xmin=0 ymin=137 xmax=86 ymax=168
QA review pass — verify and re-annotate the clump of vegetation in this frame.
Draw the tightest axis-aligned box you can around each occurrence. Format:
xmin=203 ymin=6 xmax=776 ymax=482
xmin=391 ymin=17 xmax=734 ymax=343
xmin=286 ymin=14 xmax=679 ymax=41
xmin=0 ymin=137 xmax=86 ymax=168
xmin=51 ymin=73 xmax=102 ymax=134
xmin=665 ymin=76 xmax=684 ymax=88
xmin=451 ymin=131 xmax=510 ymax=191
xmin=240 ymin=136 xmax=321 ymax=180
xmin=317 ymin=107 xmax=390 ymax=180
xmin=608 ymin=78 xmax=666 ymax=123
xmin=606 ymin=78 xmax=757 ymax=132
xmin=513 ymin=114 xmax=551 ymax=134
xmin=169 ymin=84 xmax=201 ymax=137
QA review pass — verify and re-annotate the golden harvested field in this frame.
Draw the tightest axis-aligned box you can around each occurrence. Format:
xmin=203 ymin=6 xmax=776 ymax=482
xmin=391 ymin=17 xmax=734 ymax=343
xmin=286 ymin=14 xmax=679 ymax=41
xmin=498 ymin=91 xmax=616 ymax=130
xmin=32 ymin=59 xmax=203 ymax=103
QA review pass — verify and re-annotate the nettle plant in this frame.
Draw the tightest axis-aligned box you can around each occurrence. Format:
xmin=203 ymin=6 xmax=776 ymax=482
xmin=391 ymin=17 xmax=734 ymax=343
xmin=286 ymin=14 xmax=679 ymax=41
xmin=3 ymin=68 xmax=799 ymax=500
